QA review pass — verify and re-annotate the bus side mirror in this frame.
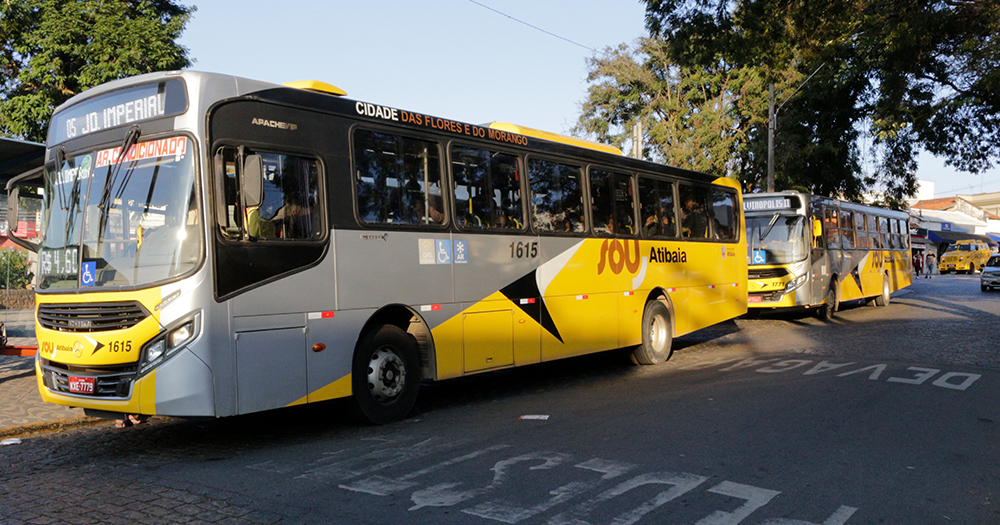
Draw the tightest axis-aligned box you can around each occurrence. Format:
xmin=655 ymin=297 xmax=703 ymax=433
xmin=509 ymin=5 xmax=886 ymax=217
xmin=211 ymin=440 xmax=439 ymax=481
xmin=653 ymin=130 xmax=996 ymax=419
xmin=241 ymin=154 xmax=263 ymax=209
xmin=813 ymin=219 xmax=823 ymax=238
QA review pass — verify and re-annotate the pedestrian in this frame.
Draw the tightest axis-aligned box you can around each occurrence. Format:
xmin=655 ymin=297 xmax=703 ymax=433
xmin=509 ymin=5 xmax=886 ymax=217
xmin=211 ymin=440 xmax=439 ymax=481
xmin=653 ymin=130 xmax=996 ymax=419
xmin=913 ymin=251 xmax=923 ymax=276
xmin=925 ymin=251 xmax=936 ymax=279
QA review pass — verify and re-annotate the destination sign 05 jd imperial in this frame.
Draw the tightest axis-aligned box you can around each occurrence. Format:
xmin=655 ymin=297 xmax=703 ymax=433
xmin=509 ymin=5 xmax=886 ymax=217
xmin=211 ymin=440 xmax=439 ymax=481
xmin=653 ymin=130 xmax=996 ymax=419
xmin=48 ymin=79 xmax=187 ymax=145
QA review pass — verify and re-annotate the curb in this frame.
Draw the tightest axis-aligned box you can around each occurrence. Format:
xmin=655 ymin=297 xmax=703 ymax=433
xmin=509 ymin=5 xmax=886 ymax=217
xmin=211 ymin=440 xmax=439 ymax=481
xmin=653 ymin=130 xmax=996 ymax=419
xmin=0 ymin=416 xmax=105 ymax=440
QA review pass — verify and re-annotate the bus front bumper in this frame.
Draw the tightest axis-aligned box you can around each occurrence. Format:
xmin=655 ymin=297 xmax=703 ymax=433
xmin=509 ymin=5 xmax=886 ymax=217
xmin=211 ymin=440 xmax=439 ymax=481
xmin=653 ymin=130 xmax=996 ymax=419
xmin=36 ymin=347 xmax=216 ymax=417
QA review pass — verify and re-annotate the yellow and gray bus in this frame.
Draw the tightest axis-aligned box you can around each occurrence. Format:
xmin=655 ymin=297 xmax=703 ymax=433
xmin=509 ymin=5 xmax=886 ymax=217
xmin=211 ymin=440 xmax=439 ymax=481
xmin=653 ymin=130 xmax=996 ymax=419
xmin=745 ymin=192 xmax=912 ymax=319
xmin=10 ymin=71 xmax=747 ymax=424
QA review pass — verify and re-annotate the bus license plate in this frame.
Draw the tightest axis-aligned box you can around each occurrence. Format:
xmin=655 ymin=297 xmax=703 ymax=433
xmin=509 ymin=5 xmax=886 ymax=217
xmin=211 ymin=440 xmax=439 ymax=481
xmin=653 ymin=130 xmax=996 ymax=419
xmin=68 ymin=376 xmax=95 ymax=394
xmin=748 ymin=296 xmax=763 ymax=303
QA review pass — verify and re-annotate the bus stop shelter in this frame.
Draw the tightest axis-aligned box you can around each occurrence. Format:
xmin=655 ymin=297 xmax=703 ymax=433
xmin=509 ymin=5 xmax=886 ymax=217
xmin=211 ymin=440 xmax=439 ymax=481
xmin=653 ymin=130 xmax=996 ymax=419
xmin=0 ymin=137 xmax=43 ymax=356
xmin=0 ymin=137 xmax=44 ymax=186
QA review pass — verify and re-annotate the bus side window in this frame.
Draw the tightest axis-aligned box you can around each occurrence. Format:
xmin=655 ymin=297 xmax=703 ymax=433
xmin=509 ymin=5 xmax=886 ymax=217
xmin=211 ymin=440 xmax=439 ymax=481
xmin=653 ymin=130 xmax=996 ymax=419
xmin=878 ymin=217 xmax=890 ymax=248
xmin=528 ymin=158 xmax=584 ymax=233
xmin=824 ymin=208 xmax=840 ymax=249
xmin=252 ymin=153 xmax=323 ymax=240
xmin=868 ymin=215 xmax=880 ymax=249
xmin=354 ymin=129 xmax=444 ymax=226
xmin=839 ymin=210 xmax=855 ymax=249
xmin=637 ymin=176 xmax=675 ymax=239
xmin=215 ymin=147 xmax=323 ymax=241
xmin=710 ymin=188 xmax=738 ymax=241
xmin=678 ymin=183 xmax=710 ymax=239
xmin=589 ymin=169 xmax=635 ymax=237
xmin=589 ymin=168 xmax=614 ymax=236
xmin=451 ymin=145 xmax=523 ymax=230
xmin=854 ymin=213 xmax=868 ymax=249
xmin=613 ymin=173 xmax=636 ymax=236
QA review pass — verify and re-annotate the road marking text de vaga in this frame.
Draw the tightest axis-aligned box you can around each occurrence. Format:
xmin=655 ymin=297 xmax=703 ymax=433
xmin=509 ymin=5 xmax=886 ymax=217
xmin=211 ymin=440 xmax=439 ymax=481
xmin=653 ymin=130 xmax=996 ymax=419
xmin=679 ymin=357 xmax=982 ymax=391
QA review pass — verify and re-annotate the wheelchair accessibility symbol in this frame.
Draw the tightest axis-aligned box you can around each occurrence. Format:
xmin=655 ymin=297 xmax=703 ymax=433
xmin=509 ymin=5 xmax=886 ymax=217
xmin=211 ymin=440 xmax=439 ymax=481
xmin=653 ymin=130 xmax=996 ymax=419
xmin=436 ymin=240 xmax=452 ymax=264
xmin=80 ymin=262 xmax=96 ymax=287
xmin=752 ymin=250 xmax=767 ymax=265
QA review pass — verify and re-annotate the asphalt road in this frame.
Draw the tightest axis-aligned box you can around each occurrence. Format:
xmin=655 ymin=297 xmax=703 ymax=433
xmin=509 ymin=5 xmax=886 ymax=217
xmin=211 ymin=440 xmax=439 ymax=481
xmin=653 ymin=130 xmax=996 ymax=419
xmin=2 ymin=274 xmax=998 ymax=524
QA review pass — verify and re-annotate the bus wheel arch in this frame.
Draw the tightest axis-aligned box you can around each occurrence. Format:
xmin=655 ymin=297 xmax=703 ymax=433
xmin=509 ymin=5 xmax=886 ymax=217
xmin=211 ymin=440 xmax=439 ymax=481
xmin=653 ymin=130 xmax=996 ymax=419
xmin=631 ymin=291 xmax=674 ymax=365
xmin=351 ymin=305 xmax=433 ymax=424
xmin=356 ymin=305 xmax=435 ymax=379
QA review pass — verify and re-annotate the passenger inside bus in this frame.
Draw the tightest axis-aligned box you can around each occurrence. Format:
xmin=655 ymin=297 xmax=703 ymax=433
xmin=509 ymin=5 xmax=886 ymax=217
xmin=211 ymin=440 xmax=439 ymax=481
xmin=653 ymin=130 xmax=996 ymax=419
xmin=682 ymin=196 xmax=708 ymax=238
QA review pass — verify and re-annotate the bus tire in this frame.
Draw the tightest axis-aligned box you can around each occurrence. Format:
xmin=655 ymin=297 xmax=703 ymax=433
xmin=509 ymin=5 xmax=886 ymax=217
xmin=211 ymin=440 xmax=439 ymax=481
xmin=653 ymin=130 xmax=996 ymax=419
xmin=817 ymin=281 xmax=838 ymax=321
xmin=632 ymin=301 xmax=672 ymax=365
xmin=352 ymin=325 xmax=420 ymax=425
xmin=874 ymin=276 xmax=890 ymax=307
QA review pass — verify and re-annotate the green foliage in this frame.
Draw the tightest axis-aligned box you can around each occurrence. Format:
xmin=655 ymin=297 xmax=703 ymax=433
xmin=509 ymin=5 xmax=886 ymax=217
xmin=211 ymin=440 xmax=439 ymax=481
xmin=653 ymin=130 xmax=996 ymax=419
xmin=574 ymin=39 xmax=767 ymax=182
xmin=0 ymin=249 xmax=34 ymax=289
xmin=0 ymin=0 xmax=195 ymax=142
xmin=639 ymin=0 xmax=1000 ymax=201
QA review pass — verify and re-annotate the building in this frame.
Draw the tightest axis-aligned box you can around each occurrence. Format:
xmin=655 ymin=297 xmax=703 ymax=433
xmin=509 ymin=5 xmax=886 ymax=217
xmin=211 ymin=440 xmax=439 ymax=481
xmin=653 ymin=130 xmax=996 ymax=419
xmin=910 ymin=192 xmax=1000 ymax=258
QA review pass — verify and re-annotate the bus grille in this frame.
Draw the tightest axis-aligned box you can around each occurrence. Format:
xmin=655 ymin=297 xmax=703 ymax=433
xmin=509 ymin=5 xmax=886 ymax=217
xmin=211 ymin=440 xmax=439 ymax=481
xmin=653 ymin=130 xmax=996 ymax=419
xmin=40 ymin=359 xmax=137 ymax=398
xmin=37 ymin=302 xmax=150 ymax=332
xmin=748 ymin=268 xmax=789 ymax=280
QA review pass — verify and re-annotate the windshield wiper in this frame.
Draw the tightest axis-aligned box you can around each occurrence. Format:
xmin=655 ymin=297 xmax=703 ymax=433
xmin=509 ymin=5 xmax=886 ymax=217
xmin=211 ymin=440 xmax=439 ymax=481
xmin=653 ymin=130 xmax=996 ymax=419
xmin=759 ymin=212 xmax=781 ymax=243
xmin=97 ymin=126 xmax=141 ymax=245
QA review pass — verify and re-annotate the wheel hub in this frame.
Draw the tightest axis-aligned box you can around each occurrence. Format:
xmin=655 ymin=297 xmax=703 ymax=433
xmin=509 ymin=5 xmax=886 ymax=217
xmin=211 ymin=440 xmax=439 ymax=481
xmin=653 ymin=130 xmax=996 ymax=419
xmin=649 ymin=315 xmax=668 ymax=351
xmin=368 ymin=347 xmax=406 ymax=402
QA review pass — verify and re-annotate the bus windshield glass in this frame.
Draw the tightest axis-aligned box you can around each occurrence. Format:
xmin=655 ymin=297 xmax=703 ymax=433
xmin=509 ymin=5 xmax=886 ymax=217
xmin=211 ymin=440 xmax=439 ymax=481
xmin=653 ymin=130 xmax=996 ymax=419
xmin=38 ymin=136 xmax=200 ymax=290
xmin=746 ymin=214 xmax=807 ymax=265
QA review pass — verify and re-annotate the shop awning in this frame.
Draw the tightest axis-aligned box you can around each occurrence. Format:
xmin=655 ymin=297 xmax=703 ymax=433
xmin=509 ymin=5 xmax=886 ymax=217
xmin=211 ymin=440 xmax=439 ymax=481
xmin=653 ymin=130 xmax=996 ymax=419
xmin=927 ymin=230 xmax=999 ymax=248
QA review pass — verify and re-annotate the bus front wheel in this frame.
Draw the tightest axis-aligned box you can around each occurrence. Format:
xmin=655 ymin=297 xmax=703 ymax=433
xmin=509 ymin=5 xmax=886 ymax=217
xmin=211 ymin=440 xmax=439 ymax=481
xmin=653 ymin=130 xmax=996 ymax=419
xmin=352 ymin=325 xmax=421 ymax=425
xmin=817 ymin=282 xmax=838 ymax=320
xmin=631 ymin=301 xmax=673 ymax=365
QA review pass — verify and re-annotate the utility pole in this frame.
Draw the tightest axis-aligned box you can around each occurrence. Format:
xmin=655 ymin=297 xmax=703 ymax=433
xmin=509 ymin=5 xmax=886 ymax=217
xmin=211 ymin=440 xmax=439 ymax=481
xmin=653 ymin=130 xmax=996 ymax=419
xmin=766 ymin=63 xmax=827 ymax=194
xmin=767 ymin=84 xmax=775 ymax=192
xmin=631 ymin=121 xmax=643 ymax=159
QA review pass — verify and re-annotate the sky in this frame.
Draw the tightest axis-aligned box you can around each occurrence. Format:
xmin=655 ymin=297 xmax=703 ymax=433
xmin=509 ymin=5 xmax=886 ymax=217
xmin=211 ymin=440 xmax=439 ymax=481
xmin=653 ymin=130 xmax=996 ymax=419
xmin=176 ymin=0 xmax=999 ymax=200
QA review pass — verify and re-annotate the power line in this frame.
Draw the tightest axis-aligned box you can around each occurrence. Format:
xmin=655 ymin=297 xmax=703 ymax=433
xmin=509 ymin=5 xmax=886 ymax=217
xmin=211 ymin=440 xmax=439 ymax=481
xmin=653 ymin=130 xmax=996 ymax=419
xmin=466 ymin=0 xmax=597 ymax=53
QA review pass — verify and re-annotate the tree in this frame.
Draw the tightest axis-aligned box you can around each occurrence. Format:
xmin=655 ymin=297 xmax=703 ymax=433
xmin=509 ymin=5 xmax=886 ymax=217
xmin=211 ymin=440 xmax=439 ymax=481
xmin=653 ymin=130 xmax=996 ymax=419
xmin=575 ymin=37 xmax=867 ymax=198
xmin=0 ymin=0 xmax=195 ymax=142
xmin=0 ymin=248 xmax=33 ymax=289
xmin=574 ymin=39 xmax=767 ymax=179
xmin=642 ymin=0 xmax=1000 ymax=201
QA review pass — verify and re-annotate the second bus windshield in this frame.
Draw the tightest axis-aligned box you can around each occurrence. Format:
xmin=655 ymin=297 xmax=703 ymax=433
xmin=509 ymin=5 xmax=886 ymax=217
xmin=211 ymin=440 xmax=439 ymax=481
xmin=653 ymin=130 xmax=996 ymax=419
xmin=746 ymin=215 xmax=807 ymax=265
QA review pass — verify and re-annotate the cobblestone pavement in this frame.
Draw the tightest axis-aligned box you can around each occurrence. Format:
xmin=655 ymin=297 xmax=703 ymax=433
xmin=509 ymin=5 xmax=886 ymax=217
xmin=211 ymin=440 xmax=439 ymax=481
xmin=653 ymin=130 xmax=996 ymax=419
xmin=0 ymin=308 xmax=92 ymax=437
xmin=0 ymin=275 xmax=997 ymax=523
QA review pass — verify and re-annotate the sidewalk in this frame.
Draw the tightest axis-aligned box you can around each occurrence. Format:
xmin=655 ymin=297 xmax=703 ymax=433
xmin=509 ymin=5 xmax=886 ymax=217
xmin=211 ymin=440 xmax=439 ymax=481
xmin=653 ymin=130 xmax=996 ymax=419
xmin=0 ymin=309 xmax=93 ymax=438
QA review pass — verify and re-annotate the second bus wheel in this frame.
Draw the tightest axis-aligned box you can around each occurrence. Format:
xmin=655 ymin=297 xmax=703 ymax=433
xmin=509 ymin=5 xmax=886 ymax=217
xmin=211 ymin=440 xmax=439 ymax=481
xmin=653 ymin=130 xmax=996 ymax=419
xmin=352 ymin=325 xmax=421 ymax=425
xmin=874 ymin=276 xmax=890 ymax=307
xmin=631 ymin=300 xmax=673 ymax=365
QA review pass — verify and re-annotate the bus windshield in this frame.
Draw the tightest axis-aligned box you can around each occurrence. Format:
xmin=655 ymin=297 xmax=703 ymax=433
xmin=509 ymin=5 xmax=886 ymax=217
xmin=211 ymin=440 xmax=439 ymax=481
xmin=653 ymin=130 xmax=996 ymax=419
xmin=38 ymin=136 xmax=200 ymax=290
xmin=746 ymin=214 xmax=807 ymax=265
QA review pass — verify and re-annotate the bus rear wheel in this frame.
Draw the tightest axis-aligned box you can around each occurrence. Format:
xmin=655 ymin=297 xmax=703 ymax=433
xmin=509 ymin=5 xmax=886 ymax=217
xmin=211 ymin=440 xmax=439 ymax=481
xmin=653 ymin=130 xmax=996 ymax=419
xmin=352 ymin=325 xmax=420 ymax=425
xmin=631 ymin=300 xmax=672 ymax=365
xmin=874 ymin=276 xmax=890 ymax=307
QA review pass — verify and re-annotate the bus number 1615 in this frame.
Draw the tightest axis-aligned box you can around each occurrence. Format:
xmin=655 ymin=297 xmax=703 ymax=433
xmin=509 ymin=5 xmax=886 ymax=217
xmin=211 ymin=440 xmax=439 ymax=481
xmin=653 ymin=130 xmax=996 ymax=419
xmin=509 ymin=241 xmax=538 ymax=259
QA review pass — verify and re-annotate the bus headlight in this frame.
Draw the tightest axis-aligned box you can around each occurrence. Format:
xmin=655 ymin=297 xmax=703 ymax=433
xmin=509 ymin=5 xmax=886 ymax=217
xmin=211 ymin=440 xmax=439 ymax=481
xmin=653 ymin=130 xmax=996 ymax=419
xmin=140 ymin=313 xmax=201 ymax=375
xmin=784 ymin=274 xmax=807 ymax=293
